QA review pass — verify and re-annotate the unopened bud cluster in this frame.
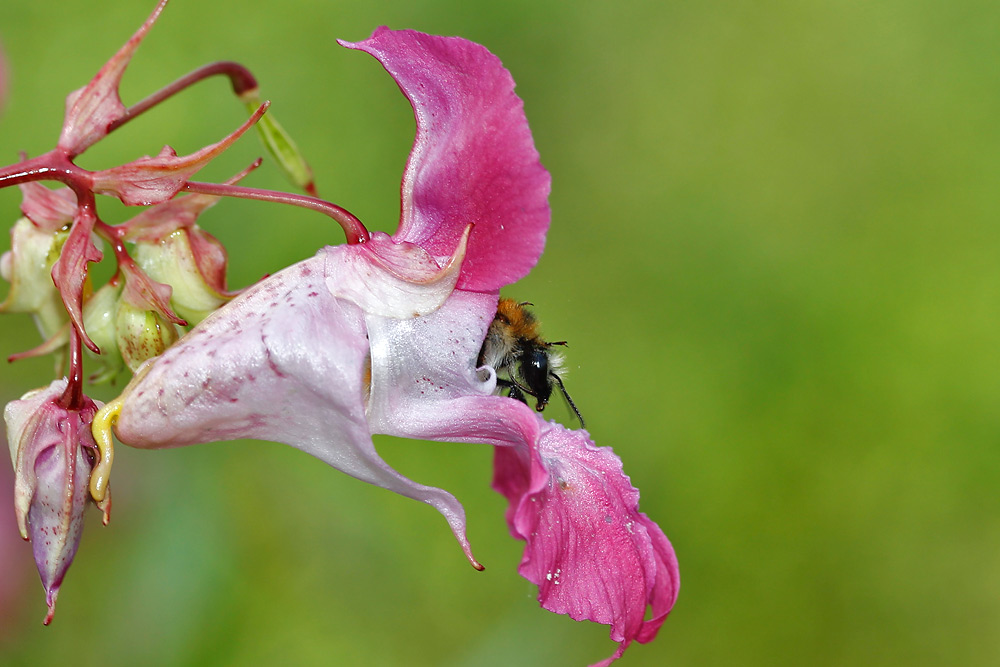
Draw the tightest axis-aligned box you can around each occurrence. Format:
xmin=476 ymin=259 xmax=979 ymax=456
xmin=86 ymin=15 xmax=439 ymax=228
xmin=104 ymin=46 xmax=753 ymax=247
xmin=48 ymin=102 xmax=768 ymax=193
xmin=0 ymin=0 xmax=331 ymax=624
xmin=3 ymin=185 xmax=236 ymax=379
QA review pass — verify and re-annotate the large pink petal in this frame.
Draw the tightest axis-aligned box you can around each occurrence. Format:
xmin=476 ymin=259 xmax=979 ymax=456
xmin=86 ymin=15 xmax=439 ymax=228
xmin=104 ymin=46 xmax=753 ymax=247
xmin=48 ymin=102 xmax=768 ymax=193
xmin=494 ymin=424 xmax=680 ymax=666
xmin=115 ymin=247 xmax=481 ymax=568
xmin=341 ymin=28 xmax=550 ymax=292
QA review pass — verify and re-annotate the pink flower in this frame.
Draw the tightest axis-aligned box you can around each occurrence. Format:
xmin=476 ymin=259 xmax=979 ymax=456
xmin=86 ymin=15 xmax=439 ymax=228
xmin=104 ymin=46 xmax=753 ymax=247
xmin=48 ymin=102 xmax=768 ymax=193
xmin=4 ymin=379 xmax=106 ymax=624
xmin=108 ymin=27 xmax=676 ymax=664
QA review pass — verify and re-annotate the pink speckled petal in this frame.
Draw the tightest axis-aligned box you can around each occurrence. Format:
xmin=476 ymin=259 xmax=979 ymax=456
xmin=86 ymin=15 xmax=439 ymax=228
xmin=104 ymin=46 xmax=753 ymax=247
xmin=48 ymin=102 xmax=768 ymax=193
xmin=28 ymin=422 xmax=92 ymax=626
xmin=494 ymin=424 xmax=680 ymax=666
xmin=115 ymin=249 xmax=481 ymax=568
xmin=341 ymin=28 xmax=550 ymax=291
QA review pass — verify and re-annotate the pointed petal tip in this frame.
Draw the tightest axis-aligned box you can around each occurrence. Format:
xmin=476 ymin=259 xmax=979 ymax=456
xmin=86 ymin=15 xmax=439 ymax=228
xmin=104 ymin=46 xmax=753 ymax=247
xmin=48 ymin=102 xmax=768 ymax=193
xmin=58 ymin=0 xmax=171 ymax=155
xmin=43 ymin=589 xmax=58 ymax=626
xmin=335 ymin=26 xmax=389 ymax=50
xmin=99 ymin=494 xmax=112 ymax=525
xmin=93 ymin=104 xmax=267 ymax=206
xmin=461 ymin=540 xmax=484 ymax=571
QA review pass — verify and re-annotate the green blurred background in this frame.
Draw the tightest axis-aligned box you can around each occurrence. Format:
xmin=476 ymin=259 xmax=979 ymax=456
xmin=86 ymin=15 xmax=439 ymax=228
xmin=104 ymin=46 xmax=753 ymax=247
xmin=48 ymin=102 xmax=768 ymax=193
xmin=2 ymin=0 xmax=1000 ymax=664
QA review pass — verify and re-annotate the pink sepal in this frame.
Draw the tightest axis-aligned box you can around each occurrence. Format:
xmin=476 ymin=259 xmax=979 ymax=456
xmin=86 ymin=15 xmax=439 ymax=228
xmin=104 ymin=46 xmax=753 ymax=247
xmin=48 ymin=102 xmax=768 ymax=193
xmin=18 ymin=183 xmax=77 ymax=232
xmin=4 ymin=379 xmax=103 ymax=624
xmin=91 ymin=104 xmax=266 ymax=206
xmin=58 ymin=0 xmax=168 ymax=155
xmin=49 ymin=208 xmax=103 ymax=352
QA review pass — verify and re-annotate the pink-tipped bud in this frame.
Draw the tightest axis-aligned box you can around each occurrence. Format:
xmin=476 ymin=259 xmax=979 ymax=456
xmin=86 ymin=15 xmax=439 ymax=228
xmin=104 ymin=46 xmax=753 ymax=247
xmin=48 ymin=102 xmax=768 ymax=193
xmin=4 ymin=380 xmax=103 ymax=624
xmin=114 ymin=300 xmax=181 ymax=371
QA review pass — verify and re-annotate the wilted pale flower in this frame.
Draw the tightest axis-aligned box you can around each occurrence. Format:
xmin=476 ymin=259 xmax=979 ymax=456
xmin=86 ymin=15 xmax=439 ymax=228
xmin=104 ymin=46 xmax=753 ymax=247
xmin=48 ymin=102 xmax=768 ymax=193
xmin=0 ymin=184 xmax=77 ymax=346
xmin=4 ymin=379 xmax=106 ymax=624
xmin=102 ymin=27 xmax=678 ymax=664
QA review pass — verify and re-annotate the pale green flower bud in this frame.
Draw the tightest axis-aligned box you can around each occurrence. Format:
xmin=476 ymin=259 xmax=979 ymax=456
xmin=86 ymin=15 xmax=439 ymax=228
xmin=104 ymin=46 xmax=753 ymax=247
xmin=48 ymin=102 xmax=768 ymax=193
xmin=133 ymin=228 xmax=229 ymax=326
xmin=242 ymin=91 xmax=315 ymax=194
xmin=114 ymin=300 xmax=181 ymax=372
xmin=82 ymin=282 xmax=124 ymax=383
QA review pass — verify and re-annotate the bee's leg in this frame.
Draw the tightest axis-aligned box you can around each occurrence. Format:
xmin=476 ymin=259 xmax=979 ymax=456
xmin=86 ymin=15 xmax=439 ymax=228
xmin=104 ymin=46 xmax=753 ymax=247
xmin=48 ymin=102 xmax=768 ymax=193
xmin=497 ymin=378 xmax=530 ymax=405
xmin=508 ymin=384 xmax=528 ymax=404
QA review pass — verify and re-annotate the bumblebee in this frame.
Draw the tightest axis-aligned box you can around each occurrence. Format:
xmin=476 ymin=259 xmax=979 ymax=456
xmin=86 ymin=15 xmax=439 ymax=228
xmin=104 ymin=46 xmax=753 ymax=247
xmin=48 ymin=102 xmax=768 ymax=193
xmin=478 ymin=298 xmax=584 ymax=426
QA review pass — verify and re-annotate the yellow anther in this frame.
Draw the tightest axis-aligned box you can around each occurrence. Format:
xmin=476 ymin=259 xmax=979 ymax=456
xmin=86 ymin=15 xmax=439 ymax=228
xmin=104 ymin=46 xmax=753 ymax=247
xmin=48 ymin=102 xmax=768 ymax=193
xmin=90 ymin=396 xmax=122 ymax=503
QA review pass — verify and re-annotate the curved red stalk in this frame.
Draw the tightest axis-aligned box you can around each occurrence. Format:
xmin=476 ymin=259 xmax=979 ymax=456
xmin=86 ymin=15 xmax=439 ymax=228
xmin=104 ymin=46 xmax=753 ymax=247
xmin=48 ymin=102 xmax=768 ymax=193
xmin=108 ymin=61 xmax=259 ymax=134
xmin=182 ymin=181 xmax=370 ymax=245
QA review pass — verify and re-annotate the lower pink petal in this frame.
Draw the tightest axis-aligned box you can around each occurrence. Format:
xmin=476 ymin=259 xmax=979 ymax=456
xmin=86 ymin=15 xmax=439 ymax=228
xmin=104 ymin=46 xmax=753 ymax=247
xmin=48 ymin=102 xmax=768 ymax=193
xmin=494 ymin=423 xmax=679 ymax=665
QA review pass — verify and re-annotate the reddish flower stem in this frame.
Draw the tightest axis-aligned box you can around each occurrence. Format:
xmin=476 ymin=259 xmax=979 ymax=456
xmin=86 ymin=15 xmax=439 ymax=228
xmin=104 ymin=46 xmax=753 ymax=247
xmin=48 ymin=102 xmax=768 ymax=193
xmin=0 ymin=150 xmax=93 ymax=192
xmin=58 ymin=327 xmax=85 ymax=410
xmin=182 ymin=181 xmax=370 ymax=244
xmin=108 ymin=61 xmax=259 ymax=134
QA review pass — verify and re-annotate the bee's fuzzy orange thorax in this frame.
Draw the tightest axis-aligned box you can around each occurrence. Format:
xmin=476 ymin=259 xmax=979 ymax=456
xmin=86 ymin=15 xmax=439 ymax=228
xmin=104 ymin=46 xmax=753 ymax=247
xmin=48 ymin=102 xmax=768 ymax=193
xmin=496 ymin=297 xmax=543 ymax=343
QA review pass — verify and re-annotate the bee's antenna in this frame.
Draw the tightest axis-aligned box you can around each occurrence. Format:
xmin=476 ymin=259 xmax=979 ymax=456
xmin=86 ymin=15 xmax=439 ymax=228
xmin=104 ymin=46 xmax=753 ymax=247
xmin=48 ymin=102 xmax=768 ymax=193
xmin=550 ymin=372 xmax=584 ymax=428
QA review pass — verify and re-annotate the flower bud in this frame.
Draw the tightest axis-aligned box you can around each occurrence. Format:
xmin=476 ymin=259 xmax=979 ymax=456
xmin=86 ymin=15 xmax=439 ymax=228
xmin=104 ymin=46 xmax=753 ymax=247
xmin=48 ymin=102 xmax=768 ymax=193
xmin=114 ymin=299 xmax=181 ymax=371
xmin=133 ymin=228 xmax=230 ymax=325
xmin=82 ymin=282 xmax=125 ymax=382
xmin=4 ymin=379 xmax=102 ymax=624
xmin=242 ymin=91 xmax=315 ymax=194
xmin=0 ymin=218 xmax=70 ymax=341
